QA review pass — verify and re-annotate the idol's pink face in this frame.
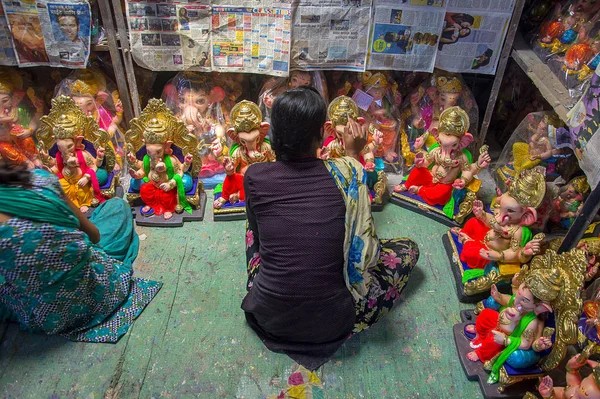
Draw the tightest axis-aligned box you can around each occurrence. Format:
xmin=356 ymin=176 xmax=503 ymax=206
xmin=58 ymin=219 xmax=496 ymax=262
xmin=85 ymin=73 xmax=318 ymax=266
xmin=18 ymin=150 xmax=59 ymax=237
xmin=367 ymin=87 xmax=386 ymax=101
xmin=0 ymin=93 xmax=12 ymax=117
xmin=289 ymin=72 xmax=311 ymax=88
xmin=513 ymin=283 xmax=536 ymax=313
xmin=439 ymin=92 xmax=460 ymax=110
xmin=536 ymin=121 xmax=548 ymax=136
xmin=560 ymin=185 xmax=581 ymax=201
xmin=495 ymin=194 xmax=528 ymax=226
xmin=72 ymin=95 xmax=96 ymax=117
xmin=238 ymin=129 xmax=260 ymax=151
xmin=56 ymin=138 xmax=79 ymax=167
xmin=146 ymin=143 xmax=166 ymax=173
xmin=178 ymin=88 xmax=209 ymax=115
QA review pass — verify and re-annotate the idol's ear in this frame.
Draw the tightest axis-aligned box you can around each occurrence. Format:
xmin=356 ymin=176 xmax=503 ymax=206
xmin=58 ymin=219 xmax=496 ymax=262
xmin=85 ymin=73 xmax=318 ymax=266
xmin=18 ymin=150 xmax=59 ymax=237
xmin=11 ymin=90 xmax=25 ymax=107
xmin=520 ymin=207 xmax=538 ymax=226
xmin=226 ymin=127 xmax=238 ymax=142
xmin=95 ymin=91 xmax=109 ymax=105
xmin=164 ymin=140 xmax=173 ymax=155
xmin=209 ymin=86 xmax=226 ymax=103
xmin=163 ymin=84 xmax=178 ymax=103
xmin=74 ymin=135 xmax=85 ymax=150
xmin=459 ymin=133 xmax=474 ymax=149
xmin=259 ymin=122 xmax=270 ymax=140
xmin=356 ymin=117 xmax=366 ymax=126
xmin=324 ymin=121 xmax=335 ymax=137
xmin=534 ymin=302 xmax=552 ymax=315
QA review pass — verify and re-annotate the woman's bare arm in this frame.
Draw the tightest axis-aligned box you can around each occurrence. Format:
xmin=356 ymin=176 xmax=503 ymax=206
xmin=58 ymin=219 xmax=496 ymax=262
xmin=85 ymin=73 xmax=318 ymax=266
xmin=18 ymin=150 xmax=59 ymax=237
xmin=64 ymin=196 xmax=100 ymax=244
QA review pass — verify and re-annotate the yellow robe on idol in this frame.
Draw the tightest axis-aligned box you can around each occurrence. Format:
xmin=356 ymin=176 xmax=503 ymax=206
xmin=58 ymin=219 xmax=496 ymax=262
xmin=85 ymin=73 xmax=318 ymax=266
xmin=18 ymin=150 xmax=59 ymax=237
xmin=60 ymin=174 xmax=94 ymax=208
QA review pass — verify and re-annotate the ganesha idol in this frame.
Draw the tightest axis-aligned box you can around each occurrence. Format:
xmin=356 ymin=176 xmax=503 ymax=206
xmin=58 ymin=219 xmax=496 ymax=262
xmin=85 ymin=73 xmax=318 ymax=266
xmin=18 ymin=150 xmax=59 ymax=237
xmin=320 ymin=95 xmax=388 ymax=209
xmin=54 ymin=69 xmax=125 ymax=171
xmin=36 ymin=95 xmax=120 ymax=213
xmin=444 ymin=167 xmax=547 ymax=302
xmin=454 ymin=248 xmax=587 ymax=394
xmin=551 ymin=175 xmax=590 ymax=230
xmin=213 ymin=100 xmax=274 ymax=221
xmin=125 ymin=99 xmax=205 ymax=226
xmin=495 ymin=113 xmax=571 ymax=189
xmin=258 ymin=71 xmax=328 ymax=126
xmin=162 ymin=72 xmax=228 ymax=183
xmin=357 ymin=72 xmax=400 ymax=169
xmin=391 ymin=106 xmax=491 ymax=227
xmin=398 ymin=71 xmax=478 ymax=169
xmin=0 ymin=67 xmax=44 ymax=169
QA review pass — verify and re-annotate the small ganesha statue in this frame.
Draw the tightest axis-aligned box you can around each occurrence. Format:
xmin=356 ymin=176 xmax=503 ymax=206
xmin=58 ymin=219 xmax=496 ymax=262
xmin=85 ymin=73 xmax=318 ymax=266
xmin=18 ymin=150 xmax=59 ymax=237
xmin=126 ymin=99 xmax=202 ymax=220
xmin=452 ymin=167 xmax=547 ymax=271
xmin=214 ymin=100 xmax=274 ymax=209
xmin=394 ymin=106 xmax=491 ymax=207
xmin=321 ymin=95 xmax=387 ymax=205
xmin=37 ymin=95 xmax=118 ymax=213
xmin=0 ymin=67 xmax=44 ymax=169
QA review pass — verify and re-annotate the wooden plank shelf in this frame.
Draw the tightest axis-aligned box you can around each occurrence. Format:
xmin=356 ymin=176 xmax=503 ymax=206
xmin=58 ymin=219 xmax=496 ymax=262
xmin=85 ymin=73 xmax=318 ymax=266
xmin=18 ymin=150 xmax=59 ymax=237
xmin=510 ymin=33 xmax=570 ymax=122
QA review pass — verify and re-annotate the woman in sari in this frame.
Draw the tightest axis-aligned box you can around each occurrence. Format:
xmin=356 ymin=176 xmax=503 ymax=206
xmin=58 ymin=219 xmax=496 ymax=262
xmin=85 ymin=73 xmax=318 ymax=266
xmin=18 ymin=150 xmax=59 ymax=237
xmin=0 ymin=162 xmax=161 ymax=342
xmin=241 ymin=87 xmax=420 ymax=370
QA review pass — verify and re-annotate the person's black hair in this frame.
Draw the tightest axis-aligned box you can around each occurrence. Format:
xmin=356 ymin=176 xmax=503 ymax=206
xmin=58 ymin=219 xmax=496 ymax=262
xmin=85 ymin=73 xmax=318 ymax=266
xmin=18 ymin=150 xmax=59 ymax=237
xmin=271 ymin=86 xmax=326 ymax=162
xmin=459 ymin=27 xmax=471 ymax=38
xmin=384 ymin=32 xmax=399 ymax=43
xmin=0 ymin=161 xmax=31 ymax=188
xmin=453 ymin=13 xmax=475 ymax=26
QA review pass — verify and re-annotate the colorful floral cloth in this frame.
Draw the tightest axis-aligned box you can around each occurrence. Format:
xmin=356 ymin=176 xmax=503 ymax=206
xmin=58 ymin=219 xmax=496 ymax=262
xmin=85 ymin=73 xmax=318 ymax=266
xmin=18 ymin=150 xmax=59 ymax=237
xmin=0 ymin=169 xmax=161 ymax=342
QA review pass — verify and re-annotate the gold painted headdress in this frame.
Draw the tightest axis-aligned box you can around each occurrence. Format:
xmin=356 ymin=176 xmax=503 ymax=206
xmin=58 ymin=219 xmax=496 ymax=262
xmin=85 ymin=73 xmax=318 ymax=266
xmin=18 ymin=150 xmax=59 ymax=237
xmin=0 ymin=68 xmax=23 ymax=94
xmin=570 ymin=175 xmax=590 ymax=194
xmin=230 ymin=100 xmax=262 ymax=133
xmin=66 ymin=69 xmax=107 ymax=97
xmin=508 ymin=166 xmax=547 ymax=209
xmin=125 ymin=98 xmax=201 ymax=176
xmin=37 ymin=95 xmax=114 ymax=170
xmin=525 ymin=267 xmax=562 ymax=303
xmin=328 ymin=96 xmax=358 ymax=127
xmin=438 ymin=106 xmax=469 ymax=137
xmin=362 ymin=72 xmax=388 ymax=90
xmin=436 ymin=76 xmax=463 ymax=94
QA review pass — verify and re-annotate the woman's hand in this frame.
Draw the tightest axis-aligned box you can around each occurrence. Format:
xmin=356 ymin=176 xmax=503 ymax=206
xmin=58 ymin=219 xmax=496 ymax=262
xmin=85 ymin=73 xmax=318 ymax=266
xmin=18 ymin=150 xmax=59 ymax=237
xmin=342 ymin=119 xmax=368 ymax=162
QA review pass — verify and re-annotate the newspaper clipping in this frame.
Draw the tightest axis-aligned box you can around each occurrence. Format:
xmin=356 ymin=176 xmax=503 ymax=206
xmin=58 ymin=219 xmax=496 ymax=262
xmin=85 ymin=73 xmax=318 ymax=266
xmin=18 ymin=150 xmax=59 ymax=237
xmin=38 ymin=0 xmax=91 ymax=68
xmin=367 ymin=0 xmax=445 ymax=73
xmin=126 ymin=1 xmax=212 ymax=71
xmin=291 ymin=0 xmax=372 ymax=72
xmin=0 ymin=3 xmax=16 ymax=65
xmin=211 ymin=6 xmax=292 ymax=76
xmin=2 ymin=0 xmax=50 ymax=66
xmin=434 ymin=0 xmax=515 ymax=74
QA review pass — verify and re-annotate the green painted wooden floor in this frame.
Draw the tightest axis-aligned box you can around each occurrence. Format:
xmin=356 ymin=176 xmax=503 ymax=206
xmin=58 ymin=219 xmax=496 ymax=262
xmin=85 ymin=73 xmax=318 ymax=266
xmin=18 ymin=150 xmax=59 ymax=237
xmin=0 ymin=196 xmax=484 ymax=399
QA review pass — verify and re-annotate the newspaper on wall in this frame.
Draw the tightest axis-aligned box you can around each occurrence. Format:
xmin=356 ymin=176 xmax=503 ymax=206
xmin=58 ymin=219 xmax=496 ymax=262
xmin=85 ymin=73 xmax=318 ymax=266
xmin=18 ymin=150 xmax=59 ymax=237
xmin=126 ymin=1 xmax=212 ymax=71
xmin=367 ymin=0 xmax=446 ymax=73
xmin=1 ymin=0 xmax=91 ymax=68
xmin=0 ymin=3 xmax=17 ymax=65
xmin=211 ymin=6 xmax=292 ymax=76
xmin=434 ymin=0 xmax=515 ymax=74
xmin=37 ymin=0 xmax=91 ymax=68
xmin=290 ymin=0 xmax=372 ymax=72
xmin=2 ymin=0 xmax=50 ymax=66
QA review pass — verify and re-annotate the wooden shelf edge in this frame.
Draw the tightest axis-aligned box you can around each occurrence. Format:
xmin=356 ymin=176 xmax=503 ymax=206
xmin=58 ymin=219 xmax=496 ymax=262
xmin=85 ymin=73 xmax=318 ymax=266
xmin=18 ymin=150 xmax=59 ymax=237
xmin=510 ymin=33 xmax=570 ymax=122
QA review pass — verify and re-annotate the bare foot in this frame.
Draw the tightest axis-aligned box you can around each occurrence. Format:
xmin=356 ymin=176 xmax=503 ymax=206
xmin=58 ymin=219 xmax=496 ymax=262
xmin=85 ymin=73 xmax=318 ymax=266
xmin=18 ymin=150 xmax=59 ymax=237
xmin=141 ymin=206 xmax=152 ymax=214
xmin=465 ymin=324 xmax=475 ymax=334
xmin=466 ymin=351 xmax=479 ymax=362
xmin=408 ymin=185 xmax=420 ymax=194
xmin=164 ymin=212 xmax=173 ymax=220
xmin=451 ymin=227 xmax=461 ymax=237
xmin=80 ymin=206 xmax=89 ymax=213
xmin=213 ymin=199 xmax=224 ymax=209
xmin=394 ymin=184 xmax=407 ymax=193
